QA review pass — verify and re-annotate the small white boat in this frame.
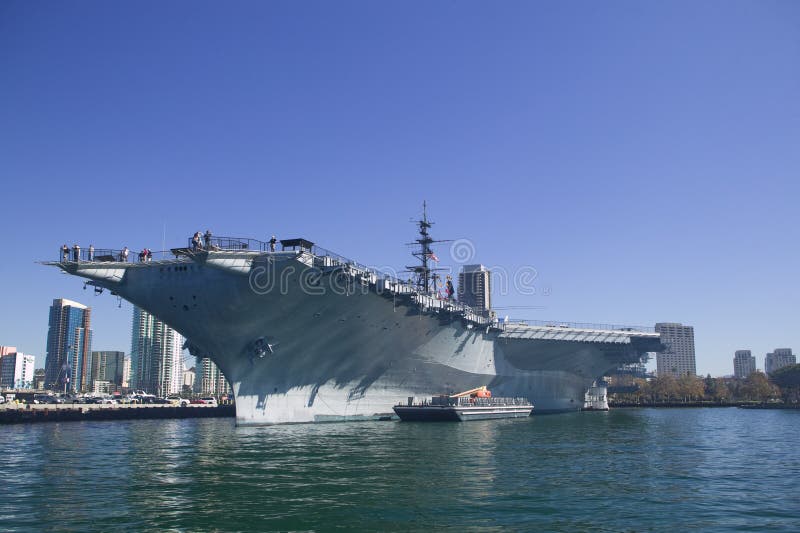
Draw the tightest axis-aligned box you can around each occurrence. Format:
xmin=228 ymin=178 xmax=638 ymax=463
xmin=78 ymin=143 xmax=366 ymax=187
xmin=582 ymin=381 xmax=609 ymax=411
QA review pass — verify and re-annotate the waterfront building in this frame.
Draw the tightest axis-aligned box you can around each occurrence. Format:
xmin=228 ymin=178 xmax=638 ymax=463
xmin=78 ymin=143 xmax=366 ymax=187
xmin=183 ymin=366 xmax=196 ymax=392
xmin=130 ymin=307 xmax=183 ymax=396
xmin=122 ymin=356 xmax=131 ymax=388
xmin=195 ymin=357 xmax=230 ymax=397
xmin=0 ymin=351 xmax=35 ymax=389
xmin=44 ymin=298 xmax=92 ymax=392
xmin=654 ymin=322 xmax=696 ymax=377
xmin=458 ymin=264 xmax=491 ymax=316
xmin=0 ymin=346 xmax=17 ymax=386
xmin=92 ymin=380 xmax=112 ymax=394
xmin=765 ymin=348 xmax=795 ymax=376
xmin=90 ymin=351 xmax=125 ymax=391
xmin=33 ymin=368 xmax=46 ymax=390
xmin=733 ymin=350 xmax=757 ymax=379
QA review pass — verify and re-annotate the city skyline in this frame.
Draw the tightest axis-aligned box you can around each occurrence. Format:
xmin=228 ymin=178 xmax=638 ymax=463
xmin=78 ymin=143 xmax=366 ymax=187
xmin=1 ymin=2 xmax=798 ymax=377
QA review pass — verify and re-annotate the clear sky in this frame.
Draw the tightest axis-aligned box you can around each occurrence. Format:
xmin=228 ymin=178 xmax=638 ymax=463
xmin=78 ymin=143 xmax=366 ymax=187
xmin=1 ymin=1 xmax=798 ymax=377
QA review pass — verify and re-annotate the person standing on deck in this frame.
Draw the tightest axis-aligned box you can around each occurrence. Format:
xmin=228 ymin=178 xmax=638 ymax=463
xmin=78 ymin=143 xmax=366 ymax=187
xmin=88 ymin=244 xmax=94 ymax=262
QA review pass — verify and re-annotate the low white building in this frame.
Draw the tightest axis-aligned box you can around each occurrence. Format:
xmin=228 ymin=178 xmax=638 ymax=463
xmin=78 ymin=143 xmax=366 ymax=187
xmin=0 ymin=352 xmax=35 ymax=389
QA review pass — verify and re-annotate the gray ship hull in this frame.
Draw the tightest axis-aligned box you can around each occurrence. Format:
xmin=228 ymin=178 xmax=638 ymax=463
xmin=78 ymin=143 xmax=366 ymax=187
xmin=51 ymin=250 xmax=661 ymax=425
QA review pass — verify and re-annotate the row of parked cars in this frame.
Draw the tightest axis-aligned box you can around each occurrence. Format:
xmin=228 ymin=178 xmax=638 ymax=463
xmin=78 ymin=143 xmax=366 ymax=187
xmin=13 ymin=393 xmax=219 ymax=406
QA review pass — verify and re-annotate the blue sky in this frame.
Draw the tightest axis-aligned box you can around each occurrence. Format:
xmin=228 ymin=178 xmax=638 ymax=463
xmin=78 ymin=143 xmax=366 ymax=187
xmin=1 ymin=1 xmax=798 ymax=376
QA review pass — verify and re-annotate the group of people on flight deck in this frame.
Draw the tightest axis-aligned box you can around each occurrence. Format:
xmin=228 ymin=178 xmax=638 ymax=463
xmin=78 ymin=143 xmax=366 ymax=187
xmin=191 ymin=230 xmax=216 ymax=251
xmin=187 ymin=231 xmax=278 ymax=252
xmin=60 ymin=243 xmax=95 ymax=262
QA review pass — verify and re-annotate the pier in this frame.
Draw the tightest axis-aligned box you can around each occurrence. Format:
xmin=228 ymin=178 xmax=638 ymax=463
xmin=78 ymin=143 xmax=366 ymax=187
xmin=0 ymin=403 xmax=234 ymax=424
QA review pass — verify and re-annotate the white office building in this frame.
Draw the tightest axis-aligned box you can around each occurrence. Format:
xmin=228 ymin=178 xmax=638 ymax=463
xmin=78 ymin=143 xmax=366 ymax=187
xmin=655 ymin=322 xmax=697 ymax=377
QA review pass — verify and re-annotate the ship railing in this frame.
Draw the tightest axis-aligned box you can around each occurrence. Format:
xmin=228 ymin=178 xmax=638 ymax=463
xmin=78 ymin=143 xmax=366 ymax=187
xmin=57 ymin=247 xmax=190 ymax=264
xmin=497 ymin=318 xmax=655 ymax=333
xmin=309 ymin=246 xmax=494 ymax=327
xmin=186 ymin=236 xmax=268 ymax=252
xmin=310 ymin=244 xmax=413 ymax=287
xmin=410 ymin=294 xmax=492 ymax=325
xmin=453 ymin=397 xmax=530 ymax=407
xmin=57 ymin=247 xmax=135 ymax=263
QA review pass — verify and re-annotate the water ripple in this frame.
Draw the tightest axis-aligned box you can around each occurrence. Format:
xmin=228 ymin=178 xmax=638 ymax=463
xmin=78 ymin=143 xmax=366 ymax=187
xmin=0 ymin=410 xmax=799 ymax=531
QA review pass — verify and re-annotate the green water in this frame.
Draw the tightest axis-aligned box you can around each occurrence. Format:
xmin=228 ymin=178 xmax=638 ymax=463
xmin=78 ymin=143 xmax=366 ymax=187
xmin=1 ymin=408 xmax=798 ymax=531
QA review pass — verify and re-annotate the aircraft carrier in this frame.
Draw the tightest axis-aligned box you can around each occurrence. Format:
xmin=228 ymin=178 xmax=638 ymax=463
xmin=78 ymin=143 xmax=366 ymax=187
xmin=47 ymin=208 xmax=662 ymax=425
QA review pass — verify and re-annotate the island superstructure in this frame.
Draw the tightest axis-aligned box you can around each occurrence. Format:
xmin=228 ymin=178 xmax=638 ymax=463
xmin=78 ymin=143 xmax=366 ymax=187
xmin=46 ymin=208 xmax=662 ymax=424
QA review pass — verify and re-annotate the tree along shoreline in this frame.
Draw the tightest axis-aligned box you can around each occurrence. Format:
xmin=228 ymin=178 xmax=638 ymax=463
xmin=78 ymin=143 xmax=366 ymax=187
xmin=609 ymin=401 xmax=800 ymax=409
xmin=609 ymin=365 xmax=800 ymax=406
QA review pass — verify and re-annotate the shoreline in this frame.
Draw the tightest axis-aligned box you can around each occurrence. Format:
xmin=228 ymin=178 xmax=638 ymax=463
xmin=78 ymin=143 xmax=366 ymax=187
xmin=610 ymin=401 xmax=800 ymax=410
xmin=0 ymin=403 xmax=235 ymax=424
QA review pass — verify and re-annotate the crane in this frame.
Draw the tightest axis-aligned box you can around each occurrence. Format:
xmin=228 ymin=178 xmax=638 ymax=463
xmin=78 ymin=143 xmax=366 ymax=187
xmin=450 ymin=386 xmax=492 ymax=398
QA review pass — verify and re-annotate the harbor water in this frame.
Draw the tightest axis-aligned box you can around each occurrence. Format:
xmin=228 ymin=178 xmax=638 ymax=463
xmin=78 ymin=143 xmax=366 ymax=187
xmin=1 ymin=408 xmax=798 ymax=531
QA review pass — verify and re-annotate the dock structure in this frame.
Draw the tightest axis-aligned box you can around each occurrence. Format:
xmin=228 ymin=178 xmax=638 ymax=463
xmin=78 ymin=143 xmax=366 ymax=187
xmin=0 ymin=403 xmax=234 ymax=424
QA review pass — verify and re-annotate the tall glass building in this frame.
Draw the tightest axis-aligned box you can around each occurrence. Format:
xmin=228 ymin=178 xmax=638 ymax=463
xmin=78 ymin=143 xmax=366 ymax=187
xmin=44 ymin=298 xmax=92 ymax=392
xmin=458 ymin=264 xmax=492 ymax=316
xmin=195 ymin=357 xmax=230 ymax=397
xmin=89 ymin=350 xmax=126 ymax=391
xmin=130 ymin=307 xmax=183 ymax=396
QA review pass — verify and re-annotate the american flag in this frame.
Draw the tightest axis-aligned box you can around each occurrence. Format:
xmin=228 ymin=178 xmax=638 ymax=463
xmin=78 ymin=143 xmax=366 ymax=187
xmin=427 ymin=251 xmax=439 ymax=262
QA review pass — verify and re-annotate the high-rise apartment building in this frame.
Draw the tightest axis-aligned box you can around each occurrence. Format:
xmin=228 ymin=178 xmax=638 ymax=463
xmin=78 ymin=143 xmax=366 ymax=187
xmin=90 ymin=351 xmax=125 ymax=391
xmin=0 ymin=351 xmax=35 ymax=389
xmin=654 ymin=322 xmax=696 ymax=377
xmin=195 ymin=357 xmax=230 ymax=397
xmin=130 ymin=307 xmax=183 ymax=396
xmin=458 ymin=264 xmax=491 ymax=316
xmin=733 ymin=350 xmax=756 ymax=379
xmin=44 ymin=298 xmax=92 ymax=392
xmin=765 ymin=348 xmax=795 ymax=376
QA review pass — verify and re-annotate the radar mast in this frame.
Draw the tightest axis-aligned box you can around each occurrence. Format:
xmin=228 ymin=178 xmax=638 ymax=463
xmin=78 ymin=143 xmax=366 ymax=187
xmin=406 ymin=201 xmax=450 ymax=294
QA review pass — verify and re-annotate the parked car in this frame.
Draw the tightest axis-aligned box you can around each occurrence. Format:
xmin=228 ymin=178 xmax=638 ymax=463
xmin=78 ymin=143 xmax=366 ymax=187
xmin=32 ymin=394 xmax=63 ymax=404
xmin=166 ymin=396 xmax=190 ymax=407
xmin=199 ymin=397 xmax=218 ymax=407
